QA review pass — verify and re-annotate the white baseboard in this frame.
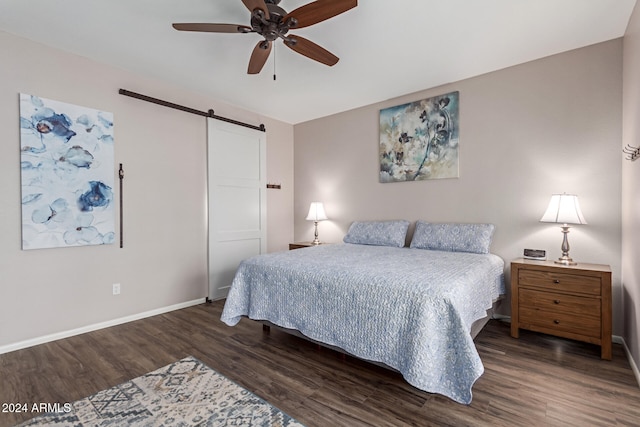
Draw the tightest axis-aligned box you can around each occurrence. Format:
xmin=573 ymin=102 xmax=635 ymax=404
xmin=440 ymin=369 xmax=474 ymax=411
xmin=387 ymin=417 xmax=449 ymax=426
xmin=614 ymin=335 xmax=640 ymax=388
xmin=0 ymin=298 xmax=207 ymax=355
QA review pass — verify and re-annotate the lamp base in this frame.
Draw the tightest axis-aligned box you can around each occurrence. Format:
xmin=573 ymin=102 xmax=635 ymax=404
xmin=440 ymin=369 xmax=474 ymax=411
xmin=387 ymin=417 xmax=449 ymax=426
xmin=555 ymin=225 xmax=578 ymax=265
xmin=311 ymin=221 xmax=321 ymax=245
xmin=554 ymin=256 xmax=577 ymax=266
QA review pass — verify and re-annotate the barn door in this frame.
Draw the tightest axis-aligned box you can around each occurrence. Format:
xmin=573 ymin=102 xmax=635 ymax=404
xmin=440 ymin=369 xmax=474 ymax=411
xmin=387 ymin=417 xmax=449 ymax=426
xmin=207 ymin=118 xmax=266 ymax=300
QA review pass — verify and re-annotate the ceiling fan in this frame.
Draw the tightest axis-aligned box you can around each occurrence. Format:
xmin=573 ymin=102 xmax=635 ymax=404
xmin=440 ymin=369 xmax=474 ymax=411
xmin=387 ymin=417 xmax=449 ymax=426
xmin=172 ymin=0 xmax=357 ymax=75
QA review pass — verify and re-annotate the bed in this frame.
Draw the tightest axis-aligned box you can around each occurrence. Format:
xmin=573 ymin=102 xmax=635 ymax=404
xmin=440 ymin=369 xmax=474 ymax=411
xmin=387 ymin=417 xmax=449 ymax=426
xmin=221 ymin=221 xmax=505 ymax=404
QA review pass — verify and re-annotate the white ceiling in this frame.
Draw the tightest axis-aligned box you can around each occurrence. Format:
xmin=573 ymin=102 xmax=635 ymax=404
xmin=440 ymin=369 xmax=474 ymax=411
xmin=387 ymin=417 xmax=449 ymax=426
xmin=0 ymin=0 xmax=636 ymax=124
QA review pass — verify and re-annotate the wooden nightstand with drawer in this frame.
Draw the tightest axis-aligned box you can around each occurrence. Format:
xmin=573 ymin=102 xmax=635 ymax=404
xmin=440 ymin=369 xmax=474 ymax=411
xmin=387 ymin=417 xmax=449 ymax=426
xmin=289 ymin=242 xmax=319 ymax=250
xmin=510 ymin=258 xmax=612 ymax=360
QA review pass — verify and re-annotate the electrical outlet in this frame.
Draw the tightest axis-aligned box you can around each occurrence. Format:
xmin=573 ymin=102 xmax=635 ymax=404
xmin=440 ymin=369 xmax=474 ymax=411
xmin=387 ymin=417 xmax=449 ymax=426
xmin=112 ymin=283 xmax=121 ymax=295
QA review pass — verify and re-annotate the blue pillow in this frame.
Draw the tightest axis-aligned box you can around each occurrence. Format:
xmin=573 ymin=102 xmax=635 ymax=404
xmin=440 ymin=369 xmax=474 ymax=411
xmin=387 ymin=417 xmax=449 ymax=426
xmin=409 ymin=222 xmax=495 ymax=254
xmin=343 ymin=220 xmax=410 ymax=248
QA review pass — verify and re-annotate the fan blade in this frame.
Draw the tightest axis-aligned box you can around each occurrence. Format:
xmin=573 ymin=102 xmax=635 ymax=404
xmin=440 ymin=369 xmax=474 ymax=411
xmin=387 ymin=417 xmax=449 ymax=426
xmin=284 ymin=35 xmax=338 ymax=66
xmin=172 ymin=23 xmax=251 ymax=33
xmin=248 ymin=40 xmax=272 ymax=74
xmin=284 ymin=0 xmax=357 ymax=29
xmin=241 ymin=0 xmax=270 ymax=20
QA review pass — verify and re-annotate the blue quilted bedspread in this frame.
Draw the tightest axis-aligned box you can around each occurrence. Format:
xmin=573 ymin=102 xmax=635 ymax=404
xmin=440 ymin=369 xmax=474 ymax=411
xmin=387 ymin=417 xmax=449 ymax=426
xmin=221 ymin=243 xmax=505 ymax=404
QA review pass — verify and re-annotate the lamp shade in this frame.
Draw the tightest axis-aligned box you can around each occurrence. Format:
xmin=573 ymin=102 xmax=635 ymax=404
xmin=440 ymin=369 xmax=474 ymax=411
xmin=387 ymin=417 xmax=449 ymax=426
xmin=305 ymin=202 xmax=328 ymax=221
xmin=540 ymin=194 xmax=587 ymax=225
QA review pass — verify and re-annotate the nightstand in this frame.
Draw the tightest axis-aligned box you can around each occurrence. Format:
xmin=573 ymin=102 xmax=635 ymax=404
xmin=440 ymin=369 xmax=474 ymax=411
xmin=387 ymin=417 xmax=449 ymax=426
xmin=510 ymin=258 xmax=612 ymax=360
xmin=289 ymin=242 xmax=320 ymax=250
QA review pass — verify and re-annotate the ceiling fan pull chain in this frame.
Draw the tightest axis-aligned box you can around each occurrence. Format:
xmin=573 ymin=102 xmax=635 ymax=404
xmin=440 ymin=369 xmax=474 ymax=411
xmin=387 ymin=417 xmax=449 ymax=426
xmin=273 ymin=42 xmax=277 ymax=81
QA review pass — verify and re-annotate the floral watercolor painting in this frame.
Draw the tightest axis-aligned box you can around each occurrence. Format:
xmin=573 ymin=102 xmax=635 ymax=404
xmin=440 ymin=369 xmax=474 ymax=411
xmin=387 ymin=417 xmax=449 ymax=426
xmin=379 ymin=91 xmax=459 ymax=182
xmin=20 ymin=94 xmax=115 ymax=250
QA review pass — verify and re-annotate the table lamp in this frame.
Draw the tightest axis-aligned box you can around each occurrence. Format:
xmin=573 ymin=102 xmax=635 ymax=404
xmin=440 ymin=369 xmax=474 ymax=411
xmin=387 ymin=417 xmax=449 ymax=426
xmin=540 ymin=193 xmax=587 ymax=265
xmin=306 ymin=202 xmax=328 ymax=245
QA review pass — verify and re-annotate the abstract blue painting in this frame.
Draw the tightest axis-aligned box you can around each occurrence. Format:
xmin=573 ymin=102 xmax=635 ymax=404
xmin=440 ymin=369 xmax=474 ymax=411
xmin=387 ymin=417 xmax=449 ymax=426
xmin=379 ymin=91 xmax=459 ymax=183
xmin=20 ymin=94 xmax=115 ymax=250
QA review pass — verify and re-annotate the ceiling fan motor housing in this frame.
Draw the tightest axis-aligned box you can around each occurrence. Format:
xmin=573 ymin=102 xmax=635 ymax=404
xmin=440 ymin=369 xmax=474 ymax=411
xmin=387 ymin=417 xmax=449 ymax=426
xmin=251 ymin=3 xmax=298 ymax=41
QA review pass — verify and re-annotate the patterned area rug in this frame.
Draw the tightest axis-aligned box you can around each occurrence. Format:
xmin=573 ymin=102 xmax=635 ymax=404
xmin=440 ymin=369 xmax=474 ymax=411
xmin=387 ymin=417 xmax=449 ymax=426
xmin=18 ymin=356 xmax=305 ymax=426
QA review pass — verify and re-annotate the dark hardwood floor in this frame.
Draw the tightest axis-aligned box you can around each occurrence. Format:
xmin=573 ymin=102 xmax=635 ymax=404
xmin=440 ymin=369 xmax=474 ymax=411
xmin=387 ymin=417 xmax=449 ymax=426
xmin=1 ymin=300 xmax=639 ymax=427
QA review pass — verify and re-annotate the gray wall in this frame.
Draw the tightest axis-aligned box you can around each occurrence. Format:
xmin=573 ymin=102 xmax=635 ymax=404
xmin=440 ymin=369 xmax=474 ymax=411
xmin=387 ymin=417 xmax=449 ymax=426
xmin=0 ymin=30 xmax=294 ymax=351
xmin=622 ymin=2 xmax=640 ymax=374
xmin=294 ymin=40 xmax=623 ymax=334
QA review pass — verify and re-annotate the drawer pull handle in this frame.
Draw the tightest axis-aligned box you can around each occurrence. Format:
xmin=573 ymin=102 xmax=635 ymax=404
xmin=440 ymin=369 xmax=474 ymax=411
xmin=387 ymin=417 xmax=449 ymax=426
xmin=554 ymin=320 xmax=560 ymax=324
xmin=553 ymin=279 xmax=561 ymax=284
xmin=554 ymin=300 xmax=560 ymax=304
